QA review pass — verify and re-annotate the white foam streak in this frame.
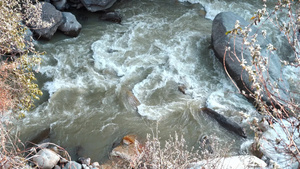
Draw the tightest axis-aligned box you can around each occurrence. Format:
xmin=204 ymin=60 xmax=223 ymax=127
xmin=178 ymin=0 xmax=255 ymax=20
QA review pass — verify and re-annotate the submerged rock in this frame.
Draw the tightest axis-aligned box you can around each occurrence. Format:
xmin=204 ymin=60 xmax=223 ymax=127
xmin=80 ymin=0 xmax=117 ymax=12
xmin=126 ymin=90 xmax=141 ymax=110
xmin=211 ymin=12 xmax=290 ymax=106
xmin=99 ymin=11 xmax=122 ymax=24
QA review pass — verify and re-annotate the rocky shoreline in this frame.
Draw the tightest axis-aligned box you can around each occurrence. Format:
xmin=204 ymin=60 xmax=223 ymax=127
xmin=24 ymin=0 xmax=122 ymax=41
xmin=19 ymin=135 xmax=142 ymax=169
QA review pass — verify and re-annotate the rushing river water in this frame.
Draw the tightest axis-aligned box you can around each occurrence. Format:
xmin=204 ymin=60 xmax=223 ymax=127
xmin=15 ymin=0 xmax=280 ymax=163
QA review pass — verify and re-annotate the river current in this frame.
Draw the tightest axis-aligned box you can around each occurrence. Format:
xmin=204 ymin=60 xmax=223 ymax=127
xmin=16 ymin=0 xmax=287 ymax=162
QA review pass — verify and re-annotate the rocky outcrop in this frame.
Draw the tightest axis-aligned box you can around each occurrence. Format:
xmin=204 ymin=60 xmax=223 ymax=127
xmin=211 ymin=12 xmax=290 ymax=106
xmin=29 ymin=2 xmax=64 ymax=40
xmin=80 ymin=0 xmax=117 ymax=12
xmin=58 ymin=12 xmax=82 ymax=37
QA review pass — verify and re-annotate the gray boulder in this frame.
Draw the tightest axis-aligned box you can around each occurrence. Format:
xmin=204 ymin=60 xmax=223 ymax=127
xmin=58 ymin=12 xmax=82 ymax=37
xmin=80 ymin=0 xmax=117 ymax=12
xmin=29 ymin=2 xmax=64 ymax=40
xmin=52 ymin=0 xmax=67 ymax=10
xmin=32 ymin=149 xmax=60 ymax=169
xmin=211 ymin=12 xmax=290 ymax=106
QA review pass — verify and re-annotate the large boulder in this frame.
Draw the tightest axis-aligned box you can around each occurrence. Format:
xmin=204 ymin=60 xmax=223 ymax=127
xmin=58 ymin=12 xmax=82 ymax=37
xmin=28 ymin=2 xmax=64 ymax=40
xmin=211 ymin=12 xmax=290 ymax=106
xmin=80 ymin=0 xmax=117 ymax=12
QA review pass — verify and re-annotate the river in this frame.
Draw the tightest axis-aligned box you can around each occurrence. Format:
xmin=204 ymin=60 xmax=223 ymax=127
xmin=16 ymin=0 xmax=279 ymax=163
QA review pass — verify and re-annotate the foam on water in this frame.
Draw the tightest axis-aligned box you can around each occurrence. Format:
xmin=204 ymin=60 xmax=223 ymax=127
xmin=178 ymin=0 xmax=258 ymax=20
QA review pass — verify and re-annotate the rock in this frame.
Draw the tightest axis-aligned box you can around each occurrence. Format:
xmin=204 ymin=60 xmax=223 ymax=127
xmin=80 ymin=0 xmax=117 ymax=12
xmin=32 ymin=149 xmax=60 ymax=169
xmin=54 ymin=165 xmax=61 ymax=169
xmin=58 ymin=12 xmax=82 ymax=37
xmin=259 ymin=118 xmax=300 ymax=168
xmin=99 ymin=11 xmax=122 ymax=24
xmin=52 ymin=0 xmax=67 ymax=10
xmin=28 ymin=2 xmax=64 ymax=40
xmin=199 ymin=135 xmax=213 ymax=154
xmin=62 ymin=161 xmax=82 ymax=169
xmin=122 ymin=134 xmax=138 ymax=145
xmin=111 ymin=135 xmax=141 ymax=162
xmin=111 ymin=144 xmax=138 ymax=162
xmin=59 ymin=157 xmax=69 ymax=164
xmin=78 ymin=157 xmax=91 ymax=165
xmin=200 ymin=107 xmax=247 ymax=138
xmin=82 ymin=164 xmax=90 ymax=169
xmin=211 ymin=12 xmax=290 ymax=106
xmin=178 ymin=84 xmax=187 ymax=94
xmin=126 ymin=90 xmax=140 ymax=110
xmin=188 ymin=155 xmax=267 ymax=169
xmin=91 ymin=162 xmax=100 ymax=168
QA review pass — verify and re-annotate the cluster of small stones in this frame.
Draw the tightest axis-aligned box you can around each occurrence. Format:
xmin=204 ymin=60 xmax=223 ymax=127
xmin=25 ymin=135 xmax=140 ymax=169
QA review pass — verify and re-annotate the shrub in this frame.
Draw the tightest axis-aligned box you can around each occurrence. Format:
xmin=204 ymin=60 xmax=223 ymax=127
xmin=226 ymin=0 xmax=300 ymax=167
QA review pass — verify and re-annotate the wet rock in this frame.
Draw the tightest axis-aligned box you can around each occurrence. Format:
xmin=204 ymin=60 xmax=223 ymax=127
xmin=199 ymin=135 xmax=213 ymax=154
xmin=200 ymin=107 xmax=247 ymax=138
xmin=80 ymin=0 xmax=117 ymax=12
xmin=32 ymin=148 xmax=60 ymax=169
xmin=110 ymin=135 xmax=141 ymax=162
xmin=126 ymin=90 xmax=140 ymax=110
xmin=52 ymin=0 xmax=67 ymax=10
xmin=58 ymin=12 xmax=82 ymax=37
xmin=178 ymin=84 xmax=187 ymax=94
xmin=211 ymin=12 xmax=290 ymax=106
xmin=28 ymin=2 xmax=64 ymax=40
xmin=250 ymin=142 xmax=263 ymax=159
xmin=99 ymin=11 xmax=122 ymax=24
xmin=62 ymin=161 xmax=82 ymax=169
